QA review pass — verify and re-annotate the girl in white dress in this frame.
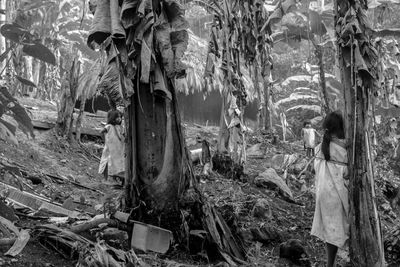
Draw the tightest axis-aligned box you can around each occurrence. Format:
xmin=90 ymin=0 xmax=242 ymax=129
xmin=311 ymin=111 xmax=348 ymax=267
xmin=98 ymin=110 xmax=125 ymax=183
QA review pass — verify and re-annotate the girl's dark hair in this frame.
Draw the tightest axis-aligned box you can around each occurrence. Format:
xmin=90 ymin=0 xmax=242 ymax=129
xmin=303 ymin=121 xmax=311 ymax=127
xmin=107 ymin=110 xmax=121 ymax=125
xmin=321 ymin=111 xmax=345 ymax=160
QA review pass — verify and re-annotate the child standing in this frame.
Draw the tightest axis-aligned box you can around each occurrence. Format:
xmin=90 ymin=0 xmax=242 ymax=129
xmin=311 ymin=112 xmax=348 ymax=267
xmin=302 ymin=121 xmax=319 ymax=157
xmin=98 ymin=110 xmax=125 ymax=184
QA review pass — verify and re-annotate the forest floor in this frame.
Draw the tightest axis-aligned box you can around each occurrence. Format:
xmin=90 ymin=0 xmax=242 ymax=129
xmin=0 ymin=98 xmax=399 ymax=266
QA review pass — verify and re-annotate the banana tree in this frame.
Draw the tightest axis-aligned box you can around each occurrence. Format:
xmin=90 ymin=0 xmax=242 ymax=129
xmin=199 ymin=0 xmax=281 ymax=167
xmin=87 ymin=0 xmax=245 ymax=263
xmin=335 ymin=0 xmax=384 ymax=265
xmin=269 ymin=0 xmax=335 ymax=115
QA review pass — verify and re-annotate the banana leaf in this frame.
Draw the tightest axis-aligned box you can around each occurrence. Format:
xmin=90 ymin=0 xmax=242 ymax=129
xmin=87 ymin=0 xmax=112 ymax=48
xmin=0 ymin=23 xmax=33 ymax=43
xmin=15 ymin=75 xmax=37 ymax=88
xmin=0 ymin=119 xmax=18 ymax=145
xmin=22 ymin=43 xmax=56 ymax=65
xmin=0 ymin=87 xmax=34 ymax=138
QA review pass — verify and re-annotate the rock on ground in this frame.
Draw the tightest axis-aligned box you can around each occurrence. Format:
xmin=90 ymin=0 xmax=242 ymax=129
xmin=254 ymin=168 xmax=293 ymax=199
xmin=252 ymin=198 xmax=271 ymax=219
xmin=247 ymin=143 xmax=265 ymax=159
xmin=279 ymin=239 xmax=311 ymax=267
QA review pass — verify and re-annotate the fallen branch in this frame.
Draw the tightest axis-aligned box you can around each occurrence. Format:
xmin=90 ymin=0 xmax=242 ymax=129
xmin=0 ymin=216 xmax=29 ymax=256
xmin=45 ymin=173 xmax=103 ymax=194
xmin=79 ymin=143 xmax=101 ymax=161
xmin=296 ymin=156 xmax=315 ymax=179
xmin=70 ymin=218 xmax=117 ymax=233
xmin=5 ymin=229 xmax=30 ymax=257
xmin=0 ymin=156 xmax=102 ymax=194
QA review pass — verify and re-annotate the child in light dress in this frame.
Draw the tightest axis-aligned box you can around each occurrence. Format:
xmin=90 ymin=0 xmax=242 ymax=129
xmin=311 ymin=112 xmax=348 ymax=267
xmin=98 ymin=110 xmax=125 ymax=184
xmin=302 ymin=121 xmax=320 ymax=157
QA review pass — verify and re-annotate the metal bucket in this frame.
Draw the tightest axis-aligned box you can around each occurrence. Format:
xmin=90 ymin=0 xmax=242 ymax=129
xmin=131 ymin=221 xmax=173 ymax=254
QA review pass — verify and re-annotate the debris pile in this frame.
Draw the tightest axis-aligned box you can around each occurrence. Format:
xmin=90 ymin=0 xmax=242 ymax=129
xmin=0 ymin=154 xmax=176 ymax=266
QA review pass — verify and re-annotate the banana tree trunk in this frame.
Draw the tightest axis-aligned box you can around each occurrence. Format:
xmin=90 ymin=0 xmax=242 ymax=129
xmin=75 ymin=92 xmax=87 ymax=142
xmin=125 ymin=75 xmax=192 ymax=230
xmin=0 ymin=0 xmax=6 ymax=74
xmin=56 ymin=73 xmax=74 ymax=139
xmin=24 ymin=56 xmax=35 ymax=97
xmin=335 ymin=0 xmax=384 ymax=265
xmin=312 ymin=39 xmax=330 ymax=114
xmin=263 ymin=77 xmax=272 ymax=131
xmin=254 ymin=64 xmax=264 ymax=130
xmin=341 ymin=61 xmax=384 ymax=267
xmin=56 ymin=59 xmax=80 ymax=141
xmin=217 ymin=91 xmax=229 ymax=153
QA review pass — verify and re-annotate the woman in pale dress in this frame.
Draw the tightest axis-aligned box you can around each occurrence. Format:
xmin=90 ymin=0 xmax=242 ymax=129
xmin=311 ymin=111 xmax=348 ymax=267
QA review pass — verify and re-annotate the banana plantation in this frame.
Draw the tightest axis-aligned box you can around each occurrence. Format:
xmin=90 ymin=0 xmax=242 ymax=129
xmin=1 ymin=0 xmax=400 ymax=266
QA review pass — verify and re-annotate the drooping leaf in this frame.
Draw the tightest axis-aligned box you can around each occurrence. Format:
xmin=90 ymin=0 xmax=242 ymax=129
xmin=0 ymin=45 xmax=12 ymax=62
xmin=0 ymin=23 xmax=33 ymax=43
xmin=276 ymin=93 xmax=320 ymax=107
xmin=310 ymin=115 xmax=323 ymax=125
xmin=309 ymin=10 xmax=327 ymax=36
xmin=87 ymin=0 xmax=112 ymax=48
xmin=282 ymin=75 xmax=312 ymax=87
xmin=76 ymin=61 xmax=101 ymax=100
xmin=15 ymin=75 xmax=37 ymax=88
xmin=294 ymin=87 xmax=319 ymax=95
xmin=286 ymin=104 xmax=322 ymax=114
xmin=22 ymin=43 xmax=56 ymax=65
xmin=0 ymin=87 xmax=34 ymax=138
xmin=0 ymin=120 xmax=18 ymax=145
xmin=97 ymin=60 xmax=123 ymax=109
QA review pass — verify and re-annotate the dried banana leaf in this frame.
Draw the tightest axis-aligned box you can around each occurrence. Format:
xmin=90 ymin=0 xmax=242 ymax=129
xmin=97 ymin=60 xmax=123 ymax=108
xmin=87 ymin=0 xmax=111 ymax=48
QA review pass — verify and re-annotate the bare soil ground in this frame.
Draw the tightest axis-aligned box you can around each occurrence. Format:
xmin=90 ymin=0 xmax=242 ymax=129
xmin=2 ymin=98 xmax=397 ymax=266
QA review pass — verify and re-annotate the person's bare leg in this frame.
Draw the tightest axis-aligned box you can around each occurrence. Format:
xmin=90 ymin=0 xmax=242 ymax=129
xmin=326 ymin=243 xmax=338 ymax=267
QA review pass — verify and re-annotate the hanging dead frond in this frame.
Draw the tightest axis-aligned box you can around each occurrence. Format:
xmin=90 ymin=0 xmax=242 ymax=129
xmin=97 ymin=60 xmax=123 ymax=109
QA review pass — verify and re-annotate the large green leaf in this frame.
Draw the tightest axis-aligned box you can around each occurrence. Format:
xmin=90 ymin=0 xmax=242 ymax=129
xmin=309 ymin=10 xmax=327 ymax=36
xmin=286 ymin=104 xmax=322 ymax=114
xmin=294 ymin=87 xmax=319 ymax=95
xmin=276 ymin=92 xmax=320 ymax=107
xmin=0 ymin=23 xmax=33 ymax=43
xmin=282 ymin=75 xmax=312 ymax=87
xmin=15 ymin=75 xmax=37 ymax=88
xmin=22 ymin=43 xmax=56 ymax=65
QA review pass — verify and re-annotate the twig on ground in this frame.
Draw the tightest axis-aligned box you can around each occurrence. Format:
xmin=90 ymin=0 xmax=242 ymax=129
xmin=296 ymin=157 xmax=315 ymax=179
